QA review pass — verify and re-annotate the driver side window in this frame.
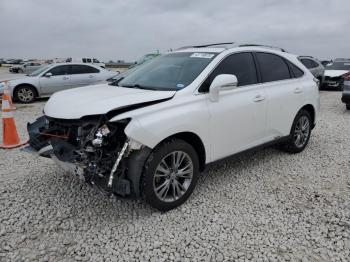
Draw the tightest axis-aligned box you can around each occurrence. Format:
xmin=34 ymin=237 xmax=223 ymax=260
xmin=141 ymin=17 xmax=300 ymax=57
xmin=47 ymin=65 xmax=70 ymax=76
xmin=199 ymin=52 xmax=258 ymax=92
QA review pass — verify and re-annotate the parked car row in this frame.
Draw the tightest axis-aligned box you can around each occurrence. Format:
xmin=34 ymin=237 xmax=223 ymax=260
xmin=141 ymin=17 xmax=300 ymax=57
xmin=25 ymin=43 xmax=320 ymax=211
xmin=9 ymin=62 xmax=43 ymax=74
xmin=0 ymin=63 xmax=118 ymax=103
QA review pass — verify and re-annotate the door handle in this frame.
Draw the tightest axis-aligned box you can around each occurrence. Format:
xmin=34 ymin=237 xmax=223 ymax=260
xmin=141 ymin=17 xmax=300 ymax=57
xmin=294 ymin=87 xmax=302 ymax=94
xmin=88 ymin=75 xmax=94 ymax=78
xmin=63 ymin=76 xmax=69 ymax=80
xmin=253 ymin=94 xmax=265 ymax=102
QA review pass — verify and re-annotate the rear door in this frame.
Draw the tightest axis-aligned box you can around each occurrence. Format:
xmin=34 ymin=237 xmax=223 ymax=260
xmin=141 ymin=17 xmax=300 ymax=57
xmin=39 ymin=65 xmax=71 ymax=95
xmin=255 ymin=52 xmax=304 ymax=139
xmin=70 ymin=64 xmax=101 ymax=87
xmin=204 ymin=52 xmax=268 ymax=160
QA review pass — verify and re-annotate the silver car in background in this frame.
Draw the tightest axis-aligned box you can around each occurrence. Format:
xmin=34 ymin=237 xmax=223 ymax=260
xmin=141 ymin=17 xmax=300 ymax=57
xmin=0 ymin=63 xmax=118 ymax=103
xmin=298 ymin=56 xmax=325 ymax=87
xmin=9 ymin=62 xmax=43 ymax=74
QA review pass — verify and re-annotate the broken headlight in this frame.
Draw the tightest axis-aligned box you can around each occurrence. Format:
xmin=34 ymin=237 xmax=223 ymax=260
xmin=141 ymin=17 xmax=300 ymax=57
xmin=92 ymin=124 xmax=111 ymax=147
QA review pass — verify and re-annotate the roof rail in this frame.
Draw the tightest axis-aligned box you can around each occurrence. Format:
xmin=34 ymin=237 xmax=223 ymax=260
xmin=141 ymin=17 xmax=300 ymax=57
xmin=238 ymin=44 xmax=287 ymax=52
xmin=298 ymin=55 xmax=314 ymax=58
xmin=177 ymin=42 xmax=235 ymax=50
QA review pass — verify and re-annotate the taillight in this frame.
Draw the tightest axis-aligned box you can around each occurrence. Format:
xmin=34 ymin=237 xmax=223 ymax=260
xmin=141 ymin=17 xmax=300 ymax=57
xmin=342 ymin=72 xmax=350 ymax=81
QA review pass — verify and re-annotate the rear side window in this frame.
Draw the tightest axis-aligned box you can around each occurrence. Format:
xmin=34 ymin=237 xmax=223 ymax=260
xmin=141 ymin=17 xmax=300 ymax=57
xmin=82 ymin=58 xmax=87 ymax=63
xmin=200 ymin=52 xmax=258 ymax=92
xmin=256 ymin=52 xmax=291 ymax=82
xmin=286 ymin=61 xmax=304 ymax=78
xmin=71 ymin=65 xmax=100 ymax=74
xmin=86 ymin=58 xmax=92 ymax=63
xmin=48 ymin=65 xmax=70 ymax=76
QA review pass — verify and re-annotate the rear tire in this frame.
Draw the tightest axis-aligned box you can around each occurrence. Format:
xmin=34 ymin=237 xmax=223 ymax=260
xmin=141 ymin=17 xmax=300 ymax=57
xmin=281 ymin=109 xmax=312 ymax=154
xmin=14 ymin=85 xmax=36 ymax=103
xmin=142 ymin=139 xmax=200 ymax=212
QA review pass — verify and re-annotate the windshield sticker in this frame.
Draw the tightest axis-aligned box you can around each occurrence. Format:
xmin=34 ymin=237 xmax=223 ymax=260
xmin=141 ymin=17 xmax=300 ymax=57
xmin=176 ymin=84 xmax=185 ymax=88
xmin=190 ymin=53 xmax=214 ymax=59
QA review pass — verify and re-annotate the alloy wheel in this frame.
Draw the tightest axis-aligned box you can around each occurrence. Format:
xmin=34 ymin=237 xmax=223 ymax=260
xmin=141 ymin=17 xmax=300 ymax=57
xmin=17 ymin=87 xmax=34 ymax=102
xmin=294 ymin=115 xmax=310 ymax=148
xmin=153 ymin=151 xmax=193 ymax=202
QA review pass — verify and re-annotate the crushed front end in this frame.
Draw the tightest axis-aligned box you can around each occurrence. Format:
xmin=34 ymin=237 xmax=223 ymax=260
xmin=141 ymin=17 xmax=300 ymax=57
xmin=26 ymin=115 xmax=148 ymax=197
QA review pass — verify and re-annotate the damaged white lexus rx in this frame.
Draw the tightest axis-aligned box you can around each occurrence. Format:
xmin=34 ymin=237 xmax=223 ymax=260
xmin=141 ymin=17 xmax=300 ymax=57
xmin=26 ymin=43 xmax=320 ymax=211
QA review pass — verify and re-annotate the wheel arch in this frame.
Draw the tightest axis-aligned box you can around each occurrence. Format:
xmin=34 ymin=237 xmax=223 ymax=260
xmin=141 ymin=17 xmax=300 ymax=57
xmin=300 ymin=104 xmax=316 ymax=127
xmin=162 ymin=132 xmax=206 ymax=172
xmin=126 ymin=131 xmax=206 ymax=199
xmin=13 ymin=83 xmax=39 ymax=98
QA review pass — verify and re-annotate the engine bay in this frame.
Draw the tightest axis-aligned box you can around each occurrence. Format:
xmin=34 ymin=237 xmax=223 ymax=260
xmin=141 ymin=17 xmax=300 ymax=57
xmin=27 ymin=115 xmax=134 ymax=196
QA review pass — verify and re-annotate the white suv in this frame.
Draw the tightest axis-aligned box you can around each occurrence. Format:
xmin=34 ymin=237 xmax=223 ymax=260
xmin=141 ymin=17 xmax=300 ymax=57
xmin=26 ymin=43 xmax=320 ymax=211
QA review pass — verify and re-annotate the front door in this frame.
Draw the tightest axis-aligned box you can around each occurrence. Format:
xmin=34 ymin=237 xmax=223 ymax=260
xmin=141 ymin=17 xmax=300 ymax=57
xmin=201 ymin=52 xmax=268 ymax=161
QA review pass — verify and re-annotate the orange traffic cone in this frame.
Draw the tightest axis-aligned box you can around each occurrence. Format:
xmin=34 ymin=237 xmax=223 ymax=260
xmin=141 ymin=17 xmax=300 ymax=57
xmin=3 ymin=81 xmax=16 ymax=110
xmin=0 ymin=93 xmax=27 ymax=149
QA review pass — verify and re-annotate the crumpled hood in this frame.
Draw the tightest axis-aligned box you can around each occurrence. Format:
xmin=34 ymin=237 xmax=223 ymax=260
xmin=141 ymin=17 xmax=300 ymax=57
xmin=44 ymin=83 xmax=176 ymax=119
xmin=324 ymin=70 xmax=349 ymax=78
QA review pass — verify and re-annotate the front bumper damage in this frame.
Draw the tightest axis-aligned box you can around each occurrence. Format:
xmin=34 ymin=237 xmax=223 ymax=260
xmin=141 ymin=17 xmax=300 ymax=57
xmin=25 ymin=115 xmax=151 ymax=198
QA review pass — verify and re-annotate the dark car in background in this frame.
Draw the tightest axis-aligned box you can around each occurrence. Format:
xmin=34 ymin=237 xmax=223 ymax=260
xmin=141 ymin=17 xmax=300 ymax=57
xmin=298 ymin=56 xmax=325 ymax=87
xmin=341 ymin=78 xmax=350 ymax=110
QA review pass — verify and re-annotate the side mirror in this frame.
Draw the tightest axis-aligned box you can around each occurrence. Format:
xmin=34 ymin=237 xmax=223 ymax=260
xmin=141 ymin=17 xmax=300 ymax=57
xmin=209 ymin=74 xmax=238 ymax=102
xmin=45 ymin=72 xmax=52 ymax=78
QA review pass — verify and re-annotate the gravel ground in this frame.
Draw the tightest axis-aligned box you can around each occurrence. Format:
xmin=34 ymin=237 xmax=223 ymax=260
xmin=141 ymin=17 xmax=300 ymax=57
xmin=0 ymin=91 xmax=349 ymax=262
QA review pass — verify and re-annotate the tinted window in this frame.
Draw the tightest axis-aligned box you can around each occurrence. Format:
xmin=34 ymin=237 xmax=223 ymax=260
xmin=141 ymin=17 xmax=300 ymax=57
xmin=286 ymin=61 xmax=304 ymax=78
xmin=256 ymin=52 xmax=291 ymax=82
xmin=48 ymin=65 xmax=70 ymax=76
xmin=82 ymin=58 xmax=87 ymax=63
xmin=200 ymin=52 xmax=258 ymax=92
xmin=300 ymin=58 xmax=318 ymax=69
xmin=71 ymin=65 xmax=99 ymax=74
xmin=310 ymin=60 xmax=319 ymax=68
xmin=86 ymin=58 xmax=92 ymax=63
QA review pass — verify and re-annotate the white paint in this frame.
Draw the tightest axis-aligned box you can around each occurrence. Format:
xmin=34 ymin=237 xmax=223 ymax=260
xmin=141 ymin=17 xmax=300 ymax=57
xmin=43 ymin=46 xmax=319 ymax=164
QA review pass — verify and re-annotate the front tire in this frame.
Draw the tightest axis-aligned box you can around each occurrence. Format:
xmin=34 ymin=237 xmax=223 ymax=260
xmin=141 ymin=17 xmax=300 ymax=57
xmin=281 ymin=109 xmax=312 ymax=154
xmin=14 ymin=85 xmax=36 ymax=103
xmin=346 ymin=104 xmax=350 ymax=110
xmin=142 ymin=139 xmax=200 ymax=211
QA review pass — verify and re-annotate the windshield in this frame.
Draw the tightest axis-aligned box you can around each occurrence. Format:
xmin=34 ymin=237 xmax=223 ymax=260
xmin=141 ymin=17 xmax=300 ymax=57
xmin=29 ymin=65 xmax=50 ymax=76
xmin=325 ymin=62 xmax=350 ymax=71
xmin=118 ymin=52 xmax=217 ymax=91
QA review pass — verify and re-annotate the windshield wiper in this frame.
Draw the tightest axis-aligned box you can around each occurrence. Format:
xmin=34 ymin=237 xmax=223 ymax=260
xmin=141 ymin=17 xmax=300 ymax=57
xmin=121 ymin=84 xmax=157 ymax=90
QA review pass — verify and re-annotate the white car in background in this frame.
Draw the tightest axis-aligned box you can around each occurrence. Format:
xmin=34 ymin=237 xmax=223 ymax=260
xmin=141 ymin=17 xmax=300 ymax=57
xmin=0 ymin=63 xmax=117 ymax=103
xmin=323 ymin=60 xmax=350 ymax=90
xmin=66 ymin=57 xmax=105 ymax=68
xmin=26 ymin=43 xmax=319 ymax=211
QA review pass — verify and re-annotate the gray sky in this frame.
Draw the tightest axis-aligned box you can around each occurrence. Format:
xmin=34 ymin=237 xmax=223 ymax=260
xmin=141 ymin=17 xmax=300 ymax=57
xmin=0 ymin=0 xmax=349 ymax=61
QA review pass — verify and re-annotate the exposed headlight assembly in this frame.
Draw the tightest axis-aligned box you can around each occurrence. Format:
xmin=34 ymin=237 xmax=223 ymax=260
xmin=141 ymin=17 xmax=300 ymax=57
xmin=92 ymin=124 xmax=110 ymax=147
